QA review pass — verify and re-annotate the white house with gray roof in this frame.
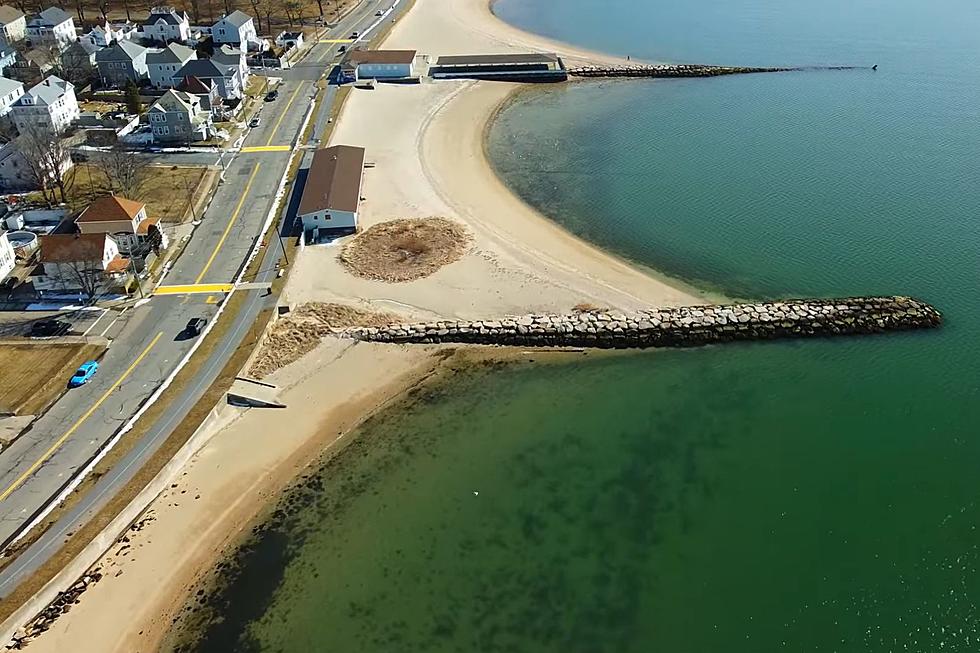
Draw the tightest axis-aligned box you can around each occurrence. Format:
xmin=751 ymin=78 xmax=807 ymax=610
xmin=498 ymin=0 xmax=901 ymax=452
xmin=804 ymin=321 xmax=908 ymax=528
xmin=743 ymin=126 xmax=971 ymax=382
xmin=147 ymin=42 xmax=196 ymax=88
xmin=211 ymin=44 xmax=247 ymax=85
xmin=212 ymin=11 xmax=257 ymax=49
xmin=95 ymin=40 xmax=148 ymax=86
xmin=84 ymin=19 xmax=138 ymax=48
xmin=142 ymin=6 xmax=190 ymax=44
xmin=174 ymin=58 xmax=240 ymax=99
xmin=147 ymin=88 xmax=211 ymax=142
xmin=25 ymin=7 xmax=75 ymax=50
xmin=0 ymin=75 xmax=23 ymax=118
xmin=10 ymin=75 xmax=78 ymax=133
xmin=0 ymin=5 xmax=26 ymax=45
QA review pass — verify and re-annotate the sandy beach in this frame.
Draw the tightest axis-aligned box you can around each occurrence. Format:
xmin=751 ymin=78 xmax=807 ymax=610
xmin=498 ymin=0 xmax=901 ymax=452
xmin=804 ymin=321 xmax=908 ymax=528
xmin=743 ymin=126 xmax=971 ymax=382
xmin=17 ymin=1 xmax=704 ymax=651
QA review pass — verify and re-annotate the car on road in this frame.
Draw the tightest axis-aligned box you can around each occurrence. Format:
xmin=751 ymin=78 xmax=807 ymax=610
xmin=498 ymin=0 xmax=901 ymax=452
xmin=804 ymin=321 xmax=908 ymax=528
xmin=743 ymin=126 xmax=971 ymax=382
xmin=350 ymin=31 xmax=359 ymax=38
xmin=264 ymin=89 xmax=279 ymax=101
xmin=68 ymin=361 xmax=99 ymax=388
xmin=29 ymin=319 xmax=71 ymax=338
xmin=249 ymin=116 xmax=261 ymax=127
xmin=185 ymin=317 xmax=207 ymax=337
xmin=375 ymin=9 xmax=383 ymax=15
xmin=338 ymin=44 xmax=346 ymax=53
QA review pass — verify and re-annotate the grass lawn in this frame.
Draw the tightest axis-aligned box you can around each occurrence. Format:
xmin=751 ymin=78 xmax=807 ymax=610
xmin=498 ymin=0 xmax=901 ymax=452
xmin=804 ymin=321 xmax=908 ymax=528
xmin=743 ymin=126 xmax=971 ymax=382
xmin=0 ymin=341 xmax=107 ymax=415
xmin=71 ymin=164 xmax=209 ymax=223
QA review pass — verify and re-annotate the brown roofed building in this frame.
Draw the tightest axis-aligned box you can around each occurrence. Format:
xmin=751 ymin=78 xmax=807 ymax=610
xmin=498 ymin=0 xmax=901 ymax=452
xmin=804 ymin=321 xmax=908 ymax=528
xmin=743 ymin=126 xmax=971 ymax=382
xmin=339 ymin=49 xmax=417 ymax=82
xmin=35 ymin=232 xmax=130 ymax=296
xmin=75 ymin=195 xmax=167 ymax=255
xmin=297 ymin=145 xmax=365 ymax=238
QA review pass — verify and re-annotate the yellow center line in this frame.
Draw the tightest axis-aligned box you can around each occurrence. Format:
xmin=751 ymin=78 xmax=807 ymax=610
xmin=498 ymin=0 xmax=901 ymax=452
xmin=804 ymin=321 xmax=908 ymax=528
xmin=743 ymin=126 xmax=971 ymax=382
xmin=0 ymin=332 xmax=164 ymax=503
xmin=194 ymin=163 xmax=261 ymax=284
xmin=240 ymin=145 xmax=291 ymax=153
xmin=265 ymin=84 xmax=304 ymax=147
xmin=154 ymin=283 xmax=235 ymax=295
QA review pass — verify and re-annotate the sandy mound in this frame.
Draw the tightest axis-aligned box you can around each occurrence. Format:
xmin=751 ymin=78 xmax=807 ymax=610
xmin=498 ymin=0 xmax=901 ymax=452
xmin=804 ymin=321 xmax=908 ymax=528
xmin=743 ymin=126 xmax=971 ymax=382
xmin=340 ymin=217 xmax=471 ymax=282
xmin=249 ymin=303 xmax=399 ymax=378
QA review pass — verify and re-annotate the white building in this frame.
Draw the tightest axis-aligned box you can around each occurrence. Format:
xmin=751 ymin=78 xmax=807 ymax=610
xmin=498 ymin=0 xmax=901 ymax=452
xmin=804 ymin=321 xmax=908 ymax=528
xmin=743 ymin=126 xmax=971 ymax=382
xmin=0 ymin=5 xmax=26 ymax=45
xmin=212 ymin=10 xmax=256 ymax=48
xmin=25 ymin=7 xmax=75 ymax=50
xmin=0 ymin=140 xmax=72 ymax=192
xmin=297 ymin=145 xmax=365 ymax=237
xmin=142 ymin=6 xmax=190 ymax=44
xmin=147 ymin=42 xmax=196 ymax=88
xmin=0 ymin=230 xmax=15 ymax=283
xmin=211 ymin=44 xmax=247 ymax=86
xmin=11 ymin=75 xmax=78 ymax=134
xmin=275 ymin=31 xmax=303 ymax=51
xmin=84 ymin=19 xmax=138 ymax=48
xmin=339 ymin=49 xmax=417 ymax=82
xmin=0 ymin=75 xmax=23 ymax=118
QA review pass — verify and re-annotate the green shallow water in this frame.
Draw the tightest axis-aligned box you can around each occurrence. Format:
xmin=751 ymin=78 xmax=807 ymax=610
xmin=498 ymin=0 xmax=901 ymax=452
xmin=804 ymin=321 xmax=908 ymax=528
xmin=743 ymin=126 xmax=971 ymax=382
xmin=181 ymin=0 xmax=980 ymax=651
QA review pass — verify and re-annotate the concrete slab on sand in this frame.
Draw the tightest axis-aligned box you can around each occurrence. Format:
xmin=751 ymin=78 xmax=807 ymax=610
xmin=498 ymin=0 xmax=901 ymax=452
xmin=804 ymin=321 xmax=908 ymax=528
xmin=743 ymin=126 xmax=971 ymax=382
xmin=227 ymin=377 xmax=286 ymax=408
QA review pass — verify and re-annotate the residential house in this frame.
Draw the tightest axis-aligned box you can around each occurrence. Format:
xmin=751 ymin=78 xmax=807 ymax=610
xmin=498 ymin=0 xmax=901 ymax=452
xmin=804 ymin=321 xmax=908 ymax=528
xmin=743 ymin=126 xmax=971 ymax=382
xmin=60 ymin=40 xmax=100 ymax=86
xmin=212 ymin=11 xmax=256 ymax=49
xmin=0 ymin=230 xmax=14 ymax=283
xmin=0 ymin=75 xmax=23 ymax=118
xmin=146 ymin=42 xmax=195 ymax=88
xmin=0 ymin=140 xmax=72 ymax=192
xmin=0 ymin=5 xmax=26 ymax=45
xmin=141 ymin=6 xmax=190 ymax=44
xmin=25 ymin=7 xmax=75 ymax=50
xmin=35 ymin=232 xmax=129 ymax=295
xmin=74 ymin=195 xmax=167 ymax=254
xmin=297 ymin=145 xmax=366 ymax=237
xmin=0 ymin=45 xmax=15 ymax=75
xmin=147 ymin=88 xmax=211 ymax=142
xmin=10 ymin=75 xmax=78 ymax=134
xmin=174 ymin=58 xmax=240 ymax=99
xmin=176 ymin=75 xmax=221 ymax=117
xmin=210 ymin=44 xmax=247 ymax=86
xmin=95 ymin=40 xmax=148 ymax=86
xmin=275 ymin=31 xmax=303 ymax=51
xmin=6 ymin=49 xmax=54 ymax=84
xmin=83 ymin=19 xmax=138 ymax=48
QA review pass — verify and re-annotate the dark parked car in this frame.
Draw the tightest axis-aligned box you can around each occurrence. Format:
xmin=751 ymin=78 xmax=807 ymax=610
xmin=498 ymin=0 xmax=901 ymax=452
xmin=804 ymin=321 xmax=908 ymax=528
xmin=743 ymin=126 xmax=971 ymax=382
xmin=185 ymin=317 xmax=207 ymax=337
xmin=30 ymin=319 xmax=71 ymax=338
xmin=264 ymin=89 xmax=279 ymax=101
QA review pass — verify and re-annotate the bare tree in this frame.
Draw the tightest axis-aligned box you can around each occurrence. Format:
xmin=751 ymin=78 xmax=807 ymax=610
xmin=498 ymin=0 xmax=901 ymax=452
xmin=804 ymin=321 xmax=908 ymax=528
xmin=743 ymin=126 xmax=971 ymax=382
xmin=16 ymin=125 xmax=77 ymax=206
xmin=93 ymin=148 xmax=151 ymax=199
xmin=56 ymin=258 xmax=106 ymax=299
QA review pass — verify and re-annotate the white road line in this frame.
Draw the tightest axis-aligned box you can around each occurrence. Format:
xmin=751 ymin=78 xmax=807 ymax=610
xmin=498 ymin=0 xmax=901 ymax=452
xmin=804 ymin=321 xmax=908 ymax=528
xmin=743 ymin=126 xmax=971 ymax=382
xmin=97 ymin=308 xmax=128 ymax=338
xmin=81 ymin=308 xmax=109 ymax=337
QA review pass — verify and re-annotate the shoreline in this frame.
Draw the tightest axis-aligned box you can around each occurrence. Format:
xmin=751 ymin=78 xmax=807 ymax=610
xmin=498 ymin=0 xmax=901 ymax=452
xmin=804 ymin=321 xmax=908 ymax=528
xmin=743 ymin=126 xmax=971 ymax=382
xmin=17 ymin=1 xmax=714 ymax=650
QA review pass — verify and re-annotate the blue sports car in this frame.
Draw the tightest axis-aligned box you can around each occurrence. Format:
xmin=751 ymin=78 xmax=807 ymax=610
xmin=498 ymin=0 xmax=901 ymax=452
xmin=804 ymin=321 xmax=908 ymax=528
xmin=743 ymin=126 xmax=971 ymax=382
xmin=68 ymin=360 xmax=99 ymax=388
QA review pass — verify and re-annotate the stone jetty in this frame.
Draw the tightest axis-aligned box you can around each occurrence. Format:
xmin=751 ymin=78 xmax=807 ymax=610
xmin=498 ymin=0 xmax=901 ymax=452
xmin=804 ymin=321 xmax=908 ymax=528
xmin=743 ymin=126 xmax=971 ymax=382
xmin=568 ymin=64 xmax=864 ymax=79
xmin=343 ymin=296 xmax=941 ymax=349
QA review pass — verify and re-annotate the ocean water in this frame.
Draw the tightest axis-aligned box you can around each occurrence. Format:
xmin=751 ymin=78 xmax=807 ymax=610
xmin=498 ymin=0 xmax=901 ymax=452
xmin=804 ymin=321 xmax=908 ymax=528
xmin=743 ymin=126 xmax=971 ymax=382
xmin=180 ymin=1 xmax=980 ymax=651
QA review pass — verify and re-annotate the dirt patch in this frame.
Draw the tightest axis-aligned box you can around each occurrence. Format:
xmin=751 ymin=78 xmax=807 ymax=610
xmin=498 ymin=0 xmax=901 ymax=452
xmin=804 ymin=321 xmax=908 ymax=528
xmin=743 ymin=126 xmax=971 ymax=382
xmin=0 ymin=342 xmax=106 ymax=416
xmin=249 ymin=303 xmax=400 ymax=378
xmin=340 ymin=217 xmax=471 ymax=282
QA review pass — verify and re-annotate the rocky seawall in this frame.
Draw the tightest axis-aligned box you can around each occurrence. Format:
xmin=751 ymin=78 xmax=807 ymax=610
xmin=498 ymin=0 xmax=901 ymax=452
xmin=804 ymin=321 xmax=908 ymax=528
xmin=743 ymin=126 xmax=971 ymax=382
xmin=343 ymin=296 xmax=941 ymax=349
xmin=568 ymin=64 xmax=864 ymax=79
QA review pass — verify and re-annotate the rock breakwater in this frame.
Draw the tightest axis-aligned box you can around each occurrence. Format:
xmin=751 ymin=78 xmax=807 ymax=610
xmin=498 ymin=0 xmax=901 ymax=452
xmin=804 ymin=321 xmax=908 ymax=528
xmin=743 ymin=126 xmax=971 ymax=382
xmin=343 ymin=296 xmax=940 ymax=349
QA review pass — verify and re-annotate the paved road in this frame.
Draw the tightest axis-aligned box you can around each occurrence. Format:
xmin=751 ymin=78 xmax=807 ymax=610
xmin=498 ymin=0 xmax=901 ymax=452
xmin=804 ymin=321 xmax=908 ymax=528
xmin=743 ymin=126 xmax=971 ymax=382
xmin=0 ymin=0 xmax=408 ymax=587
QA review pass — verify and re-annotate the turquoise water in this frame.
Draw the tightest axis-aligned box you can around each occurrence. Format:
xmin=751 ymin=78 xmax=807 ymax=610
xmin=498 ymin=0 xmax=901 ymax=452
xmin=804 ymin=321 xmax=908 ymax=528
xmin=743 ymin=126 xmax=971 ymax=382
xmin=181 ymin=1 xmax=980 ymax=651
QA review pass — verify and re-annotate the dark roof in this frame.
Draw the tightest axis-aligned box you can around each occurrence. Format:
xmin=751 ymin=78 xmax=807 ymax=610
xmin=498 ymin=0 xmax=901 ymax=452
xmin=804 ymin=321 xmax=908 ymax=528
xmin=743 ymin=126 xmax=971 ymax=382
xmin=344 ymin=49 xmax=416 ymax=67
xmin=217 ymin=10 xmax=252 ymax=28
xmin=435 ymin=53 xmax=559 ymax=66
xmin=40 ymin=233 xmax=110 ymax=263
xmin=175 ymin=58 xmax=231 ymax=79
xmin=95 ymin=40 xmax=147 ymax=62
xmin=143 ymin=7 xmax=187 ymax=26
xmin=298 ymin=145 xmax=365 ymax=216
